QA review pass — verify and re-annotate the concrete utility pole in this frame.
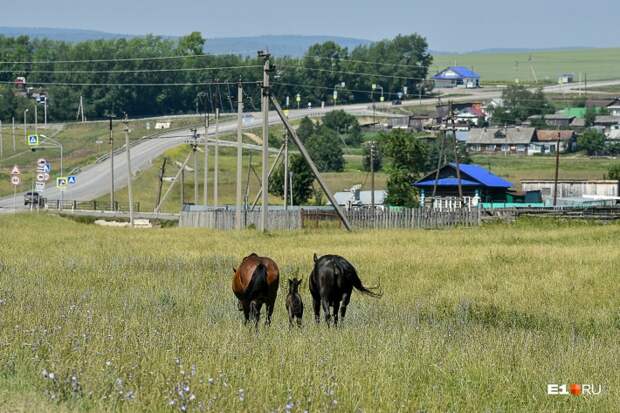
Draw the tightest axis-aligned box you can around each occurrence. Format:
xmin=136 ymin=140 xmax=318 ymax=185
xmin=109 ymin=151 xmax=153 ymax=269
xmin=283 ymin=130 xmax=289 ymax=210
xmin=108 ymin=115 xmax=115 ymax=210
xmin=553 ymin=131 xmax=561 ymax=207
xmin=34 ymin=103 xmax=38 ymax=133
xmin=370 ymin=141 xmax=375 ymax=210
xmin=213 ymin=108 xmax=220 ymax=206
xmin=77 ymin=96 xmax=85 ymax=122
xmin=44 ymin=98 xmax=47 ymax=126
xmin=0 ymin=120 xmax=3 ymax=159
xmin=23 ymin=109 xmax=28 ymax=143
xmin=123 ymin=115 xmax=134 ymax=226
xmin=12 ymin=117 xmax=15 ymax=152
xmin=235 ymin=82 xmax=243 ymax=229
xmin=156 ymin=158 xmax=167 ymax=209
xmin=193 ymin=128 xmax=199 ymax=203
xmin=203 ymin=108 xmax=209 ymax=206
xmin=259 ymin=50 xmax=271 ymax=232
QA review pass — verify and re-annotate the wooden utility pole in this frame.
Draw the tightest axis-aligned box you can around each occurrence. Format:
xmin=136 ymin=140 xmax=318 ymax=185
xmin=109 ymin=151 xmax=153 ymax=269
xmin=155 ymin=158 xmax=167 ymax=208
xmin=181 ymin=168 xmax=185 ymax=209
xmin=108 ymin=115 xmax=115 ymax=210
xmin=270 ymin=96 xmax=352 ymax=231
xmin=449 ymin=101 xmax=463 ymax=204
xmin=235 ymin=82 xmax=243 ymax=229
xmin=155 ymin=151 xmax=193 ymax=213
xmin=123 ymin=115 xmax=134 ymax=226
xmin=0 ymin=120 xmax=3 ymax=159
xmin=213 ymin=108 xmax=220 ymax=207
xmin=259 ymin=51 xmax=271 ymax=231
xmin=553 ymin=131 xmax=561 ymax=207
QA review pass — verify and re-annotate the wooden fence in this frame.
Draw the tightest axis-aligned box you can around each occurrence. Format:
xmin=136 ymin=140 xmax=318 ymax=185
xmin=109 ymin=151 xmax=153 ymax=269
xmin=179 ymin=209 xmax=302 ymax=230
xmin=180 ymin=207 xmax=480 ymax=230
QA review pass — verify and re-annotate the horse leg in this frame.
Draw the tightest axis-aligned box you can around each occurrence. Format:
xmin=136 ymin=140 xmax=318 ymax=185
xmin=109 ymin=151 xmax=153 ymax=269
xmin=265 ymin=301 xmax=274 ymax=326
xmin=242 ymin=301 xmax=250 ymax=325
xmin=313 ymin=297 xmax=321 ymax=324
xmin=321 ymin=298 xmax=331 ymax=327
xmin=255 ymin=302 xmax=263 ymax=329
xmin=333 ymin=299 xmax=341 ymax=327
xmin=340 ymin=292 xmax=351 ymax=323
xmin=296 ymin=316 xmax=302 ymax=328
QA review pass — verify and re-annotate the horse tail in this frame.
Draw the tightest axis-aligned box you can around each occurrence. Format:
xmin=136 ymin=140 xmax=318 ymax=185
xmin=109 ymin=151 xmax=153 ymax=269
xmin=242 ymin=263 xmax=268 ymax=301
xmin=349 ymin=266 xmax=383 ymax=298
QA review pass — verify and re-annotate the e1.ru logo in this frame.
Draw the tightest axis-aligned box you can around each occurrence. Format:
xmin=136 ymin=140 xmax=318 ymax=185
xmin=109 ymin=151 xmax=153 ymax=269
xmin=547 ymin=384 xmax=602 ymax=396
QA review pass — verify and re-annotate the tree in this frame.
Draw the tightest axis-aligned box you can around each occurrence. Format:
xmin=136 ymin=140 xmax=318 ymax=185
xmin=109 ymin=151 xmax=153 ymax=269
xmin=427 ymin=133 xmax=471 ymax=170
xmin=490 ymin=84 xmax=554 ymax=125
xmin=322 ymin=110 xmax=362 ymax=145
xmin=305 ymin=126 xmax=344 ymax=172
xmin=362 ymin=141 xmax=383 ymax=172
xmin=380 ymin=130 xmax=429 ymax=207
xmin=296 ymin=117 xmax=315 ymax=143
xmin=584 ymin=107 xmax=597 ymax=127
xmin=268 ymin=154 xmax=314 ymax=205
xmin=577 ymin=130 xmax=606 ymax=155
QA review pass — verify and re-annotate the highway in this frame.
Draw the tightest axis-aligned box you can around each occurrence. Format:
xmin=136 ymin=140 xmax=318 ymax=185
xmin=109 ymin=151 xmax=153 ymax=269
xmin=1 ymin=79 xmax=619 ymax=211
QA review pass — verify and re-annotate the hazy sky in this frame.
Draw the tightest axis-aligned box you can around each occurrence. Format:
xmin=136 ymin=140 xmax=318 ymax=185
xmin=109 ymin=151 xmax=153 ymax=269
xmin=2 ymin=0 xmax=619 ymax=52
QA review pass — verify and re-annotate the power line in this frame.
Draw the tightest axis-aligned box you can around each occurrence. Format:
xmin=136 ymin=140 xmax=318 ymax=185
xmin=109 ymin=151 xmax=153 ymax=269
xmin=279 ymin=64 xmax=427 ymax=81
xmin=0 ymin=80 xmax=260 ymax=87
xmin=0 ymin=64 xmax=262 ymax=75
xmin=0 ymin=53 xmax=220 ymax=65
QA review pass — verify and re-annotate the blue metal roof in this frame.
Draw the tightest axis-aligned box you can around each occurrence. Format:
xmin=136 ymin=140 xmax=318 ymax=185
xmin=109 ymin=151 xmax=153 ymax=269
xmin=414 ymin=163 xmax=512 ymax=189
xmin=433 ymin=66 xmax=480 ymax=80
xmin=415 ymin=178 xmax=481 ymax=187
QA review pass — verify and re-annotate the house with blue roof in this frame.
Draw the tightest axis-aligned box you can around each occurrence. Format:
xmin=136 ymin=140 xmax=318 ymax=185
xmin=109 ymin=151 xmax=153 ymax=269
xmin=414 ymin=163 xmax=543 ymax=207
xmin=433 ymin=66 xmax=480 ymax=88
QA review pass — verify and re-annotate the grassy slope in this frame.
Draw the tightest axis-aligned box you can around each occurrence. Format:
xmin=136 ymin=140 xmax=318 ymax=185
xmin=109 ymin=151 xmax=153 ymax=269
xmin=432 ymin=48 xmax=620 ymax=82
xmin=0 ymin=117 xmax=216 ymax=197
xmin=0 ymin=215 xmax=618 ymax=411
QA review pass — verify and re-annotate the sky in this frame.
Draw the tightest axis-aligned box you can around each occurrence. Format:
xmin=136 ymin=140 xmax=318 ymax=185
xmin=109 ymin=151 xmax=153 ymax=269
xmin=2 ymin=0 xmax=619 ymax=52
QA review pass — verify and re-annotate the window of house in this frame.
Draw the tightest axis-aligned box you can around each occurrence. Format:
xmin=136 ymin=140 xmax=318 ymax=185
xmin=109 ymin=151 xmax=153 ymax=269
xmin=501 ymin=144 xmax=509 ymax=151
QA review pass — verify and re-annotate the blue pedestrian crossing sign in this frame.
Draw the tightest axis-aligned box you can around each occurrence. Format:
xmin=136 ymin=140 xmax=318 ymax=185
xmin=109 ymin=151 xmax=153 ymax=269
xmin=28 ymin=135 xmax=39 ymax=146
xmin=68 ymin=175 xmax=77 ymax=185
xmin=56 ymin=177 xmax=68 ymax=189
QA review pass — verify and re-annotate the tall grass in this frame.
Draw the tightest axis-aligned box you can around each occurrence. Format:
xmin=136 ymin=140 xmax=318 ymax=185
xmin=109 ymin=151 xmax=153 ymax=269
xmin=0 ymin=214 xmax=618 ymax=412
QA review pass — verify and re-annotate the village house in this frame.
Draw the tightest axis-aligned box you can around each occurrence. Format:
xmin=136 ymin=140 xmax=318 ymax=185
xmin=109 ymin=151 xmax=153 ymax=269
xmin=529 ymin=130 xmax=576 ymax=154
xmin=467 ymin=127 xmax=536 ymax=154
xmin=432 ymin=66 xmax=480 ymax=88
xmin=586 ymin=97 xmax=620 ymax=110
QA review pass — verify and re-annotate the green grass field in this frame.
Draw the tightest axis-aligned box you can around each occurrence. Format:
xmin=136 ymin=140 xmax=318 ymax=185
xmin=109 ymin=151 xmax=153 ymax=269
xmin=0 ymin=214 xmax=618 ymax=412
xmin=432 ymin=48 xmax=620 ymax=83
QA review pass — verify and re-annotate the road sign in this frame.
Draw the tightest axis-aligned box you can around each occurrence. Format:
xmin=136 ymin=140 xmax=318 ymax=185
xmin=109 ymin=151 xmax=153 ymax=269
xmin=95 ymin=140 xmax=103 ymax=145
xmin=56 ymin=177 xmax=68 ymax=189
xmin=35 ymin=182 xmax=45 ymax=191
xmin=68 ymin=175 xmax=77 ymax=185
xmin=37 ymin=158 xmax=47 ymax=167
xmin=10 ymin=175 xmax=20 ymax=186
xmin=28 ymin=135 xmax=39 ymax=146
xmin=36 ymin=173 xmax=45 ymax=182
xmin=11 ymin=165 xmax=20 ymax=175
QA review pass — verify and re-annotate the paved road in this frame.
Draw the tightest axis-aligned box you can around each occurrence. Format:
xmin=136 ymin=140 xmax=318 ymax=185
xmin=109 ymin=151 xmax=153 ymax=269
xmin=2 ymin=79 xmax=619 ymax=211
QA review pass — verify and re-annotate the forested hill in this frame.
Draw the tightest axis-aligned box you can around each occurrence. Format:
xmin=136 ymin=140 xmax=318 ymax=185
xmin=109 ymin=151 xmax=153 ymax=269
xmin=0 ymin=32 xmax=431 ymax=122
xmin=0 ymin=27 xmax=371 ymax=57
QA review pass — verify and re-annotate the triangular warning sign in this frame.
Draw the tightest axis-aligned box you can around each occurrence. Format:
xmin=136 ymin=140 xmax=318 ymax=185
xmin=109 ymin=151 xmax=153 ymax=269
xmin=11 ymin=165 xmax=20 ymax=175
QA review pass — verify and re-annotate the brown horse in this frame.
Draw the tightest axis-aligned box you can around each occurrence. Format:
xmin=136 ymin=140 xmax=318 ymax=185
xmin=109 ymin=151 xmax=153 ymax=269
xmin=232 ymin=253 xmax=280 ymax=327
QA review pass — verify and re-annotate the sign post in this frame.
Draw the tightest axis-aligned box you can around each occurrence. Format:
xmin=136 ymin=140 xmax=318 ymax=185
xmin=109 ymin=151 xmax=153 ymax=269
xmin=10 ymin=165 xmax=20 ymax=213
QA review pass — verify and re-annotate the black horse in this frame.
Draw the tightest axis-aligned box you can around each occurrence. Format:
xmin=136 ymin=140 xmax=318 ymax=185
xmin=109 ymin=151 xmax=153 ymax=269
xmin=309 ymin=254 xmax=382 ymax=326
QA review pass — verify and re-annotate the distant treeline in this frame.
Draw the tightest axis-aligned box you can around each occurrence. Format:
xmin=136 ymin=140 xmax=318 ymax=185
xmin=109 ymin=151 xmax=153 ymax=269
xmin=0 ymin=32 xmax=432 ymax=122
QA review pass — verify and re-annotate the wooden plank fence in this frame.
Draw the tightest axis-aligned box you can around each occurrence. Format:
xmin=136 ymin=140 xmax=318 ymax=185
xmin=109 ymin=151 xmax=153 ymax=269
xmin=180 ymin=207 xmax=481 ymax=230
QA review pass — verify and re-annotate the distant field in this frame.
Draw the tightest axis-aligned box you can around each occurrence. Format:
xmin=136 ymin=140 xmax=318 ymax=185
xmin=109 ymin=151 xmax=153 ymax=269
xmin=432 ymin=48 xmax=620 ymax=82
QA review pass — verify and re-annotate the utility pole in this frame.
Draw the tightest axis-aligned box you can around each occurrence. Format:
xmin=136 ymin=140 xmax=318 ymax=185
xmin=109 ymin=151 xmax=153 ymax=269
xmin=44 ymin=98 xmax=47 ymax=126
xmin=370 ymin=141 xmax=375 ymax=210
xmin=23 ymin=109 xmax=28 ymax=143
xmin=181 ymin=168 xmax=185 ymax=209
xmin=108 ymin=115 xmax=115 ymax=210
xmin=156 ymin=158 xmax=167 ymax=208
xmin=584 ymin=72 xmax=588 ymax=98
xmin=123 ymin=115 xmax=134 ymax=226
xmin=203 ymin=107 xmax=209 ymax=206
xmin=77 ymin=96 xmax=85 ymax=122
xmin=0 ymin=120 xmax=3 ymax=159
xmin=235 ymin=82 xmax=243 ymax=229
xmin=192 ymin=128 xmax=199 ymax=203
xmin=553 ymin=131 xmax=561 ymax=207
xmin=259 ymin=50 xmax=271 ymax=232
xmin=449 ymin=101 xmax=463 ymax=204
xmin=213 ymin=108 xmax=220 ymax=206
xmin=12 ymin=117 xmax=15 ymax=152
xmin=34 ymin=103 xmax=38 ymax=133
xmin=283 ymin=130 xmax=289 ymax=210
